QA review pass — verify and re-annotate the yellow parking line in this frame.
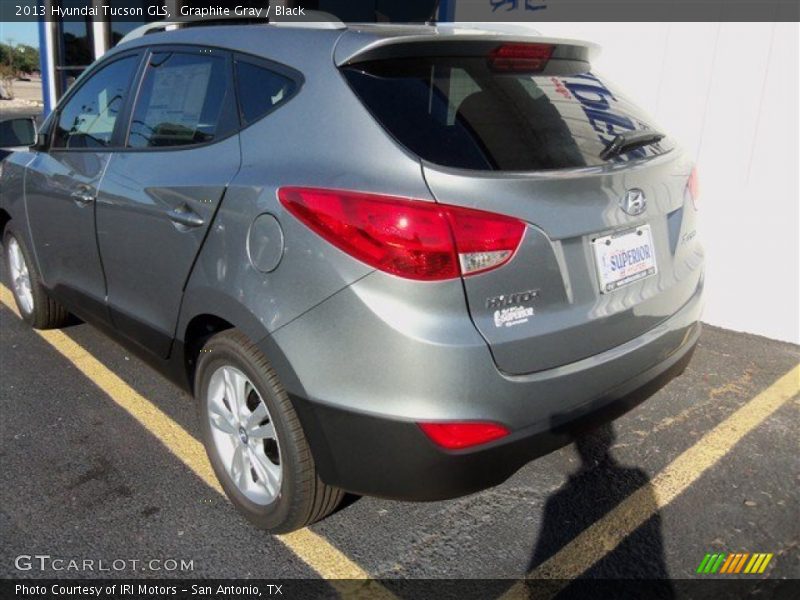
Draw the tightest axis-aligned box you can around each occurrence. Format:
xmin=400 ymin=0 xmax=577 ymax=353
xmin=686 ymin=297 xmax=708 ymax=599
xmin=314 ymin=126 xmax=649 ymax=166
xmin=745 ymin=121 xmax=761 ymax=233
xmin=504 ymin=362 xmax=800 ymax=596
xmin=0 ymin=285 xmax=393 ymax=592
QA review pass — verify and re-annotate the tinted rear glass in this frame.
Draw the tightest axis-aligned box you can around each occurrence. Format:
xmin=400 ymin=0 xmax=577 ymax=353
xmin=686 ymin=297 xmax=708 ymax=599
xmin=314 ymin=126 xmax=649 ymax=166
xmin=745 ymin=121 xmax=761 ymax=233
xmin=343 ymin=58 xmax=672 ymax=171
xmin=235 ymin=61 xmax=297 ymax=126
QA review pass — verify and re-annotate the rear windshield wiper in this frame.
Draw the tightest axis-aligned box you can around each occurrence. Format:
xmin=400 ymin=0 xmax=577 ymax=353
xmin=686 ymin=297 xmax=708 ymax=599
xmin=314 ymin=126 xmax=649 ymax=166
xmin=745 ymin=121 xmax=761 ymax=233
xmin=600 ymin=129 xmax=666 ymax=160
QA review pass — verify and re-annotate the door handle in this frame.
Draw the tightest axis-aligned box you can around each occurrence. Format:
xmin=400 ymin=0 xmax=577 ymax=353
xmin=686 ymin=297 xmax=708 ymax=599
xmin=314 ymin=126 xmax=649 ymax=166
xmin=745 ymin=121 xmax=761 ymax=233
xmin=167 ymin=206 xmax=205 ymax=229
xmin=70 ymin=190 xmax=95 ymax=206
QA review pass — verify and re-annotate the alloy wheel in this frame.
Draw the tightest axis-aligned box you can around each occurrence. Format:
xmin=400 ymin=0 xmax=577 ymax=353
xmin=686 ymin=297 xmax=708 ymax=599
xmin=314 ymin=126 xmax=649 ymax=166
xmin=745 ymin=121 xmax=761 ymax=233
xmin=207 ymin=366 xmax=282 ymax=505
xmin=7 ymin=236 xmax=34 ymax=315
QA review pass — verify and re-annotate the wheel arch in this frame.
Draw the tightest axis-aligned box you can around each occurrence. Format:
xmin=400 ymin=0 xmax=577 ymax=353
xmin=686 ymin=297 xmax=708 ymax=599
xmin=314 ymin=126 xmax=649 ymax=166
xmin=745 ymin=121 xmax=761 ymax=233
xmin=183 ymin=312 xmax=236 ymax=393
xmin=178 ymin=288 xmax=305 ymax=398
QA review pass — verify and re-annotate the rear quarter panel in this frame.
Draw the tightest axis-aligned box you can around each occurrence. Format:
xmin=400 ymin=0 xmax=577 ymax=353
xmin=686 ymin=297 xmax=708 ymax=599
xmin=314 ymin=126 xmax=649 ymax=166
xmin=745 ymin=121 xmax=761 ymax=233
xmin=178 ymin=28 xmax=437 ymax=347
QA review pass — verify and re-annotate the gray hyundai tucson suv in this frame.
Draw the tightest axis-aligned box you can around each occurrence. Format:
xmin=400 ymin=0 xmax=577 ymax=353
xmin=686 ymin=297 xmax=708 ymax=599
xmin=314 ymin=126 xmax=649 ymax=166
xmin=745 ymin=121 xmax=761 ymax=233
xmin=0 ymin=19 xmax=703 ymax=533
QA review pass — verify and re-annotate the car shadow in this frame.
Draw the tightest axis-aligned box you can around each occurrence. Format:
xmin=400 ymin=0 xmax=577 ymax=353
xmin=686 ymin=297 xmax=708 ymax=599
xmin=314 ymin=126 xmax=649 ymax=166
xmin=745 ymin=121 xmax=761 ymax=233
xmin=528 ymin=422 xmax=675 ymax=598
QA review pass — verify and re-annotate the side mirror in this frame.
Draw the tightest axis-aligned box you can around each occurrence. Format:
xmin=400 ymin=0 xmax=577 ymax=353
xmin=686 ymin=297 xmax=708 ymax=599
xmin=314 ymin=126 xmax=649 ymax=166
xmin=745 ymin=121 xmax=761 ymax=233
xmin=0 ymin=117 xmax=37 ymax=149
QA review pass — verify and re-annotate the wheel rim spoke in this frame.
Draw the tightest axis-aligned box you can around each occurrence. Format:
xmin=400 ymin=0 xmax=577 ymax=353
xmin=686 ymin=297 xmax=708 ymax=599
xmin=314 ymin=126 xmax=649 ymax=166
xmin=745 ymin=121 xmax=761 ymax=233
xmin=9 ymin=240 xmax=22 ymax=273
xmin=222 ymin=368 xmax=237 ymax=415
xmin=246 ymin=402 xmax=267 ymax=425
xmin=245 ymin=403 xmax=275 ymax=439
xmin=223 ymin=367 xmax=248 ymax=420
xmin=208 ymin=373 xmax=237 ymax=433
xmin=249 ymin=447 xmax=280 ymax=495
xmin=230 ymin=443 xmax=251 ymax=490
xmin=209 ymin=406 xmax=237 ymax=435
xmin=248 ymin=421 xmax=275 ymax=440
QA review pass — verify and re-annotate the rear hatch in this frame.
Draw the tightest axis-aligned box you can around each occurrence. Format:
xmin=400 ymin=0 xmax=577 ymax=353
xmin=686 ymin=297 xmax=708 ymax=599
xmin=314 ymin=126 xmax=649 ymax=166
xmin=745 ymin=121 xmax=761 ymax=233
xmin=340 ymin=32 xmax=704 ymax=374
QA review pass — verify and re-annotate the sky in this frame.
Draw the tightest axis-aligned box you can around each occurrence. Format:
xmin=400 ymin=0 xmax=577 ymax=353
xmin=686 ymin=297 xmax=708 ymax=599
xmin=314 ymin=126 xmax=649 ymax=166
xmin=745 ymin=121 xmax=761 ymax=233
xmin=0 ymin=22 xmax=39 ymax=47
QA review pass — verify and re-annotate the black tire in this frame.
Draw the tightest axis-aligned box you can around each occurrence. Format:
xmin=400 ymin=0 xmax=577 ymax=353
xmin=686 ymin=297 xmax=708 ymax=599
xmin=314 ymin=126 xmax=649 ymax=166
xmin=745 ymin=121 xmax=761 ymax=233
xmin=3 ymin=224 xmax=69 ymax=329
xmin=195 ymin=329 xmax=343 ymax=533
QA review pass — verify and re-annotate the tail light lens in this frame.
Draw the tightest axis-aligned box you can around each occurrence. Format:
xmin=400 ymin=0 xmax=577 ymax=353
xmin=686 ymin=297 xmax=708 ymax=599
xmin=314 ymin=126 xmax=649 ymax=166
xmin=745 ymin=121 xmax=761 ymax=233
xmin=488 ymin=43 xmax=554 ymax=72
xmin=278 ymin=187 xmax=524 ymax=281
xmin=419 ymin=422 xmax=511 ymax=450
xmin=687 ymin=166 xmax=700 ymax=209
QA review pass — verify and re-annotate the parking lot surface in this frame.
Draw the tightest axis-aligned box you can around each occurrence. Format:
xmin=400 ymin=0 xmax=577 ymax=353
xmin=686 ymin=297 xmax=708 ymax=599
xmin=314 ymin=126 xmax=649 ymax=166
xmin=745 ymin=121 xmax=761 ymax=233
xmin=0 ymin=255 xmax=798 ymax=588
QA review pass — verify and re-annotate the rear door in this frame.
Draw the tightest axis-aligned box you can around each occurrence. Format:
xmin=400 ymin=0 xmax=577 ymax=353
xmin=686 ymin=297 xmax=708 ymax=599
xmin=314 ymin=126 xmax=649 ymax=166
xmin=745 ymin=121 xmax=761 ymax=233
xmin=95 ymin=46 xmax=241 ymax=357
xmin=342 ymin=42 xmax=704 ymax=374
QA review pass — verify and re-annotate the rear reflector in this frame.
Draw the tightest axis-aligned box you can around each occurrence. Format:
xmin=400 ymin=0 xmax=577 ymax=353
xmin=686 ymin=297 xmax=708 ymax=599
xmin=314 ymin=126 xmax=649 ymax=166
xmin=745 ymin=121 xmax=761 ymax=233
xmin=488 ymin=43 xmax=554 ymax=72
xmin=418 ymin=422 xmax=511 ymax=450
xmin=278 ymin=187 xmax=524 ymax=281
xmin=687 ymin=166 xmax=700 ymax=210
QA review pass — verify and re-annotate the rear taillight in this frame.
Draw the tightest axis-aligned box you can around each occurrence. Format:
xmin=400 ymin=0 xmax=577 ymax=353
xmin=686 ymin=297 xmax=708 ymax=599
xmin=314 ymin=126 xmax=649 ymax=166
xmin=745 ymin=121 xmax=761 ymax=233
xmin=687 ymin=166 xmax=700 ymax=210
xmin=419 ymin=422 xmax=511 ymax=450
xmin=446 ymin=202 xmax=525 ymax=276
xmin=278 ymin=187 xmax=524 ymax=281
xmin=488 ymin=43 xmax=554 ymax=73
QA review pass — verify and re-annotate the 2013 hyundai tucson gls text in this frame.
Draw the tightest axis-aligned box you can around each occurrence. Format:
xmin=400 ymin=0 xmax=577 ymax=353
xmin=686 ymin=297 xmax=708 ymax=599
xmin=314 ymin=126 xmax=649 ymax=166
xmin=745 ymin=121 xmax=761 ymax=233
xmin=0 ymin=19 xmax=704 ymax=533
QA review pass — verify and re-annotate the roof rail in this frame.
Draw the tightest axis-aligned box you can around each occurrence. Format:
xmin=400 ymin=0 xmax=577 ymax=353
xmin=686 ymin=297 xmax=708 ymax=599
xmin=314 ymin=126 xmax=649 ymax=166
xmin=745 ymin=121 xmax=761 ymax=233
xmin=119 ymin=15 xmax=263 ymax=44
xmin=119 ymin=11 xmax=345 ymax=44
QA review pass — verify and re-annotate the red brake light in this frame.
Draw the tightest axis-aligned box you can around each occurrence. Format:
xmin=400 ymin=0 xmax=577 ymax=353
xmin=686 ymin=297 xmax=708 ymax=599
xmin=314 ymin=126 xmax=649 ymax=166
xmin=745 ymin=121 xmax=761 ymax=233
xmin=278 ymin=187 xmax=524 ymax=281
xmin=488 ymin=43 xmax=554 ymax=72
xmin=419 ymin=422 xmax=511 ymax=450
xmin=687 ymin=167 xmax=700 ymax=209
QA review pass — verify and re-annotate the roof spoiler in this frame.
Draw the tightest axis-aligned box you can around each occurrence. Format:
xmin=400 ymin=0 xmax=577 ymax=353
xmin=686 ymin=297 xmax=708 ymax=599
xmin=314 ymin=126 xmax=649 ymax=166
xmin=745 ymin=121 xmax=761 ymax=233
xmin=335 ymin=33 xmax=599 ymax=68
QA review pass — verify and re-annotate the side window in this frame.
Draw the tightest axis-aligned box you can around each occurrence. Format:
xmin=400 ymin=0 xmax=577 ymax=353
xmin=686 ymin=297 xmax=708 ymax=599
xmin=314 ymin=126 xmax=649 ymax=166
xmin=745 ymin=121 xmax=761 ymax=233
xmin=128 ymin=52 xmax=235 ymax=148
xmin=235 ymin=60 xmax=297 ymax=125
xmin=52 ymin=56 xmax=138 ymax=149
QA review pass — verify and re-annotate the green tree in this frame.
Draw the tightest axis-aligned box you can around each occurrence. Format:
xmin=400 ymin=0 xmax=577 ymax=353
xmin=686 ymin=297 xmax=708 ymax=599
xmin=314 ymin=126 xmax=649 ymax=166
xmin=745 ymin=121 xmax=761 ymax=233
xmin=0 ymin=42 xmax=40 ymax=74
xmin=0 ymin=43 xmax=11 ymax=68
xmin=14 ymin=44 xmax=40 ymax=73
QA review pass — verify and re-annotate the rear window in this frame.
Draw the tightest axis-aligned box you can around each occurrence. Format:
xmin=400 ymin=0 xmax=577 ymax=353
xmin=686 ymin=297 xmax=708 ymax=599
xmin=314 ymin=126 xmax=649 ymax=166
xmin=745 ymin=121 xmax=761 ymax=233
xmin=342 ymin=57 xmax=672 ymax=171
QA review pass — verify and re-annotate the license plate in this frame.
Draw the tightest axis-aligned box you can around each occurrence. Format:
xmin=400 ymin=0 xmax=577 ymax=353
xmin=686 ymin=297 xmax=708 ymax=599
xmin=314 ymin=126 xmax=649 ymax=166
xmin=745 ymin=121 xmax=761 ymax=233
xmin=592 ymin=225 xmax=658 ymax=293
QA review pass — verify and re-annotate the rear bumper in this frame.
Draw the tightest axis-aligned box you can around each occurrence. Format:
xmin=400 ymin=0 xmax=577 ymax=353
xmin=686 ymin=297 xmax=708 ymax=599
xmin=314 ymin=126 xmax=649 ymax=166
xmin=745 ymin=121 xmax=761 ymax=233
xmin=278 ymin=275 xmax=704 ymax=501
xmin=291 ymin=333 xmax=697 ymax=500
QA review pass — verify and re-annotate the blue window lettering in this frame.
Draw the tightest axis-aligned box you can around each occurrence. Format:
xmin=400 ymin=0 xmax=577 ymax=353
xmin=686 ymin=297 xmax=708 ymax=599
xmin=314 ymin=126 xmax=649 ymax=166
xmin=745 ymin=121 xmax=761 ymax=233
xmin=490 ymin=0 xmax=515 ymax=11
xmin=558 ymin=73 xmax=656 ymax=160
xmin=563 ymin=83 xmax=614 ymax=111
xmin=490 ymin=0 xmax=548 ymax=12
xmin=570 ymin=73 xmax=617 ymax=97
xmin=584 ymin=108 xmax=648 ymax=159
xmin=584 ymin=108 xmax=636 ymax=140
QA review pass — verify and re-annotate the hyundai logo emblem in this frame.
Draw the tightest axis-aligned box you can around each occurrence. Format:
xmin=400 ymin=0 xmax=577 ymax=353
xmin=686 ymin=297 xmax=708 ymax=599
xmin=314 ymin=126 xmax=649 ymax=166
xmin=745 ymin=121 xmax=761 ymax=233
xmin=621 ymin=189 xmax=647 ymax=216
